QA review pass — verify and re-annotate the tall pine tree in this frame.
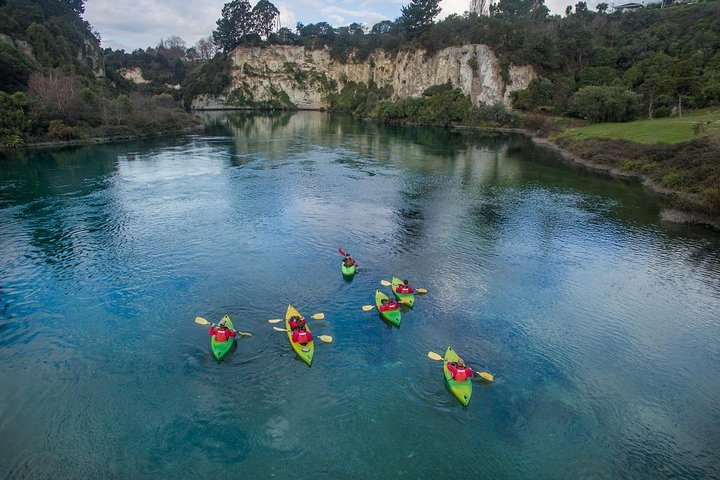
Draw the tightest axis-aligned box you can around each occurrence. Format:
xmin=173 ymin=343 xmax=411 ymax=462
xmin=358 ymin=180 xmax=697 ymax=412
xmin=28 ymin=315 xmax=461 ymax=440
xmin=398 ymin=0 xmax=441 ymax=34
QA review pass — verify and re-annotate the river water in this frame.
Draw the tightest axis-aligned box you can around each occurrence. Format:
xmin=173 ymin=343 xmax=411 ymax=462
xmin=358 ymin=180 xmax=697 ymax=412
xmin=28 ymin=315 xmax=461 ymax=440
xmin=1 ymin=112 xmax=719 ymax=479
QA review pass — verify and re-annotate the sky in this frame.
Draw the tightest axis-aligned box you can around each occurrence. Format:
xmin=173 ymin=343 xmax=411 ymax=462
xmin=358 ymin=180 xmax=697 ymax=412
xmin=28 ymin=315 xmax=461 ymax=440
xmin=83 ymin=0 xmax=600 ymax=52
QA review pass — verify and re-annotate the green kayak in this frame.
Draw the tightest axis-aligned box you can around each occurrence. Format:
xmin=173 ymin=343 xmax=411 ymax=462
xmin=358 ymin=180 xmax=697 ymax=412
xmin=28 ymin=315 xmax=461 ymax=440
xmin=391 ymin=276 xmax=415 ymax=308
xmin=375 ymin=290 xmax=401 ymax=326
xmin=341 ymin=262 xmax=357 ymax=276
xmin=443 ymin=347 xmax=473 ymax=406
xmin=286 ymin=304 xmax=314 ymax=366
xmin=211 ymin=314 xmax=235 ymax=361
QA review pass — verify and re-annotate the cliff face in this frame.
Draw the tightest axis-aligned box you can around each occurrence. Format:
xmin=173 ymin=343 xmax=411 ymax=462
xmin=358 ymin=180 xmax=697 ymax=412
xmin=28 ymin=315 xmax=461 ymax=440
xmin=191 ymin=45 xmax=535 ymax=110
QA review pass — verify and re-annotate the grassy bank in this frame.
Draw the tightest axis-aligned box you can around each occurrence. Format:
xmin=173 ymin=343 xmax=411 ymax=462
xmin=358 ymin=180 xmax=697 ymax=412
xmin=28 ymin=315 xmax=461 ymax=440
xmin=553 ymin=110 xmax=720 ymax=144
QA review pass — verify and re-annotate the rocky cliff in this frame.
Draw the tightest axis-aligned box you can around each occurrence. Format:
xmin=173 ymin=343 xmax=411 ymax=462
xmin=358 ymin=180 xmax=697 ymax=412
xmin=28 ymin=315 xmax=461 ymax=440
xmin=191 ymin=45 xmax=535 ymax=110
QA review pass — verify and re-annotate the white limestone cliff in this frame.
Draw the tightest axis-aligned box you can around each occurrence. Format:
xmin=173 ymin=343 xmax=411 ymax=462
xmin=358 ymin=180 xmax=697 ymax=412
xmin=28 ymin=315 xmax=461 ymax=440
xmin=191 ymin=44 xmax=536 ymax=110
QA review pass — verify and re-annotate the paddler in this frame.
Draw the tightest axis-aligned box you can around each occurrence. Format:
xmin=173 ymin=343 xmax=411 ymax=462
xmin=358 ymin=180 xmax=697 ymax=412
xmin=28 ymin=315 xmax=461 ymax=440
xmin=208 ymin=319 xmax=237 ymax=342
xmin=447 ymin=358 xmax=474 ymax=382
xmin=395 ymin=279 xmax=414 ymax=294
xmin=378 ymin=298 xmax=400 ymax=311
xmin=289 ymin=315 xmax=307 ymax=331
xmin=343 ymin=254 xmax=357 ymax=268
xmin=291 ymin=323 xmax=313 ymax=345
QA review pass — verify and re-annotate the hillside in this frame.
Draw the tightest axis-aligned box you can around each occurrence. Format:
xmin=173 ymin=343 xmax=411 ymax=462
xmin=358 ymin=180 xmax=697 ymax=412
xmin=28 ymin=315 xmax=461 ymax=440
xmin=0 ymin=0 xmax=196 ymax=147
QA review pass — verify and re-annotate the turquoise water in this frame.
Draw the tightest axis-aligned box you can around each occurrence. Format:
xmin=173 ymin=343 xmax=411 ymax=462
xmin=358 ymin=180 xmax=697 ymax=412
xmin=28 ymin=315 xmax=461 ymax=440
xmin=1 ymin=111 xmax=719 ymax=479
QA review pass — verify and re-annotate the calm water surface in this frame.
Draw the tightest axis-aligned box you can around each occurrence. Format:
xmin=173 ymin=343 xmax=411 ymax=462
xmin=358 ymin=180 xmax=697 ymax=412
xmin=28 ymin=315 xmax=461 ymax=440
xmin=1 ymin=112 xmax=719 ymax=479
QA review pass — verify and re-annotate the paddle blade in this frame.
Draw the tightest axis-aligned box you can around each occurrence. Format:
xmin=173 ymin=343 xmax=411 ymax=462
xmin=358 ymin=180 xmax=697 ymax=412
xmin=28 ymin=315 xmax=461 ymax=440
xmin=362 ymin=305 xmax=375 ymax=311
xmin=195 ymin=317 xmax=210 ymax=325
xmin=477 ymin=371 xmax=494 ymax=382
xmin=427 ymin=351 xmax=444 ymax=361
xmin=316 ymin=334 xmax=333 ymax=343
xmin=272 ymin=326 xmax=288 ymax=332
xmin=416 ymin=288 xmax=428 ymax=294
xmin=311 ymin=313 xmax=325 ymax=320
xmin=338 ymin=248 xmax=347 ymax=256
xmin=268 ymin=318 xmax=283 ymax=324
xmin=380 ymin=279 xmax=391 ymax=286
xmin=237 ymin=331 xmax=253 ymax=337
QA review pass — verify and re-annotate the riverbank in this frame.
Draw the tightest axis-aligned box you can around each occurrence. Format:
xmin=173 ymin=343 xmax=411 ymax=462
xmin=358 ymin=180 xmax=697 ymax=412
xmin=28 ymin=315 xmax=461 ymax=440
xmin=0 ymin=124 xmax=204 ymax=152
xmin=453 ymin=121 xmax=720 ymax=231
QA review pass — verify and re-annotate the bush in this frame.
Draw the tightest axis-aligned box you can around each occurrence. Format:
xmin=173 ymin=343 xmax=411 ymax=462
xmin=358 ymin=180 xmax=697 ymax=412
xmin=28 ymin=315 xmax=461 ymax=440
xmin=47 ymin=120 xmax=82 ymax=140
xmin=569 ymin=85 xmax=641 ymax=123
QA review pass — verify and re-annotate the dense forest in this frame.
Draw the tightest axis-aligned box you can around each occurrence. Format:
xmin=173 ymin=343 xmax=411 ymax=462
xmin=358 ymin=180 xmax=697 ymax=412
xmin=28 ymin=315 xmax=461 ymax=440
xmin=0 ymin=0 xmax=196 ymax=147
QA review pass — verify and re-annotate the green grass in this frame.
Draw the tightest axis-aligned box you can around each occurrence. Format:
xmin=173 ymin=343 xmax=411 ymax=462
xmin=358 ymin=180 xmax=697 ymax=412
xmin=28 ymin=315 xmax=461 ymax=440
xmin=553 ymin=110 xmax=720 ymax=144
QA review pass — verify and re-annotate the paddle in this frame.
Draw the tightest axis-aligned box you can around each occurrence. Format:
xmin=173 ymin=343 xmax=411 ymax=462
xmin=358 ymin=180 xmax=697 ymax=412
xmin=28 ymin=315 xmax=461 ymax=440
xmin=194 ymin=317 xmax=252 ymax=336
xmin=267 ymin=313 xmax=325 ymax=324
xmin=427 ymin=351 xmax=494 ymax=382
xmin=271 ymin=326 xmax=333 ymax=343
xmin=380 ymin=279 xmax=427 ymax=294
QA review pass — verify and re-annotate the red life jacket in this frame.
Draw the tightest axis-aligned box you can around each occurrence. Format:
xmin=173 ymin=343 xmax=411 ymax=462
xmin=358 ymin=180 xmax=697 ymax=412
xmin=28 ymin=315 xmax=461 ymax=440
xmin=379 ymin=302 xmax=398 ymax=311
xmin=396 ymin=285 xmax=413 ymax=294
xmin=447 ymin=363 xmax=471 ymax=381
xmin=209 ymin=327 xmax=236 ymax=342
xmin=293 ymin=330 xmax=313 ymax=344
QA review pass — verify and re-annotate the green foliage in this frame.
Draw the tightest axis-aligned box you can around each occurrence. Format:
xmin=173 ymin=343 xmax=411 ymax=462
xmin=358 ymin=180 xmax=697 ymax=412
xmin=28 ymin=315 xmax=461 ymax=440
xmin=182 ymin=56 xmax=231 ymax=109
xmin=0 ymin=42 xmax=35 ymax=91
xmin=0 ymin=90 xmax=32 ymax=146
xmin=569 ymin=85 xmax=641 ymax=123
xmin=213 ymin=0 xmax=280 ymax=52
xmin=364 ymin=82 xmax=515 ymax=127
xmin=47 ymin=119 xmax=81 ymax=140
xmin=327 ymin=81 xmax=392 ymax=115
xmin=399 ymin=0 xmax=442 ymax=34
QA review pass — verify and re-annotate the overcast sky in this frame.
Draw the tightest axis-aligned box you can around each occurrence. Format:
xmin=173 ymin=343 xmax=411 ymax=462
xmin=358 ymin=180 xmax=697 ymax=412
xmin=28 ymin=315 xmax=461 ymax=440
xmin=83 ymin=0 xmax=600 ymax=52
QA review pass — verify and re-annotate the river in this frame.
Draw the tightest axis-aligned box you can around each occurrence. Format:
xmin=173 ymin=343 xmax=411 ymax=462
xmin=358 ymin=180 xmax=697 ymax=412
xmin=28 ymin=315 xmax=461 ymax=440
xmin=1 ymin=111 xmax=718 ymax=479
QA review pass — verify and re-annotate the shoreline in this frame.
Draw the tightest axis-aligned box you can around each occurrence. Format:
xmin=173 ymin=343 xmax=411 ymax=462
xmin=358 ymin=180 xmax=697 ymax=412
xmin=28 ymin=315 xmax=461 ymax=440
xmin=0 ymin=125 xmax=204 ymax=152
xmin=453 ymin=124 xmax=720 ymax=232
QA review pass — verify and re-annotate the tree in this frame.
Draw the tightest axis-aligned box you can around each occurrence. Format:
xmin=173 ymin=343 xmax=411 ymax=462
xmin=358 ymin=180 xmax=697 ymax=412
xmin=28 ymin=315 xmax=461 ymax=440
xmin=251 ymin=0 xmax=279 ymax=39
xmin=195 ymin=36 xmax=218 ymax=60
xmin=398 ymin=0 xmax=441 ymax=34
xmin=596 ymin=2 xmax=608 ymax=13
xmin=213 ymin=0 xmax=253 ymax=53
xmin=569 ymin=85 xmax=641 ymax=122
xmin=668 ymin=58 xmax=700 ymax=117
xmin=371 ymin=20 xmax=396 ymax=34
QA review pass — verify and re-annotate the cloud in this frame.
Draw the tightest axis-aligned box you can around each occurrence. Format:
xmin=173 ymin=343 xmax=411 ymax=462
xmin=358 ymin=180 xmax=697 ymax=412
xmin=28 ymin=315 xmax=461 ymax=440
xmin=84 ymin=0 xmax=578 ymax=52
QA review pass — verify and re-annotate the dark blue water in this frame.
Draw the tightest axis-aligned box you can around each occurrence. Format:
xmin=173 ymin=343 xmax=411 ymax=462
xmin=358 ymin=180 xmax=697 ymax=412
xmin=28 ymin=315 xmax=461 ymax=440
xmin=1 ymin=111 xmax=719 ymax=479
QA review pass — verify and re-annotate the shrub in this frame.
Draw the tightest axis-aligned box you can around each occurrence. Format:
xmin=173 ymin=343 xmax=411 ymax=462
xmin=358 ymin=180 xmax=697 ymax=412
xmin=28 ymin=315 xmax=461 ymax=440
xmin=47 ymin=120 xmax=81 ymax=140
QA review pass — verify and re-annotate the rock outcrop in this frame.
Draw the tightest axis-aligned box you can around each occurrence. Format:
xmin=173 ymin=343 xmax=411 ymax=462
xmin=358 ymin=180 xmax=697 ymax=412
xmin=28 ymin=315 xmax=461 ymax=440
xmin=191 ymin=45 xmax=535 ymax=110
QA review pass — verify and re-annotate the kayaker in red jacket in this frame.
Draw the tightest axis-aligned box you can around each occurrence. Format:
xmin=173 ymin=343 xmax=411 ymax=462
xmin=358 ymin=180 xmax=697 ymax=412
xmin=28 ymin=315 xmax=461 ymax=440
xmin=395 ymin=279 xmax=414 ymax=294
xmin=447 ymin=358 xmax=474 ymax=382
xmin=378 ymin=298 xmax=399 ymax=311
xmin=288 ymin=315 xmax=307 ymax=330
xmin=343 ymin=255 xmax=357 ymax=267
xmin=291 ymin=325 xmax=313 ymax=345
xmin=208 ymin=321 xmax=237 ymax=342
